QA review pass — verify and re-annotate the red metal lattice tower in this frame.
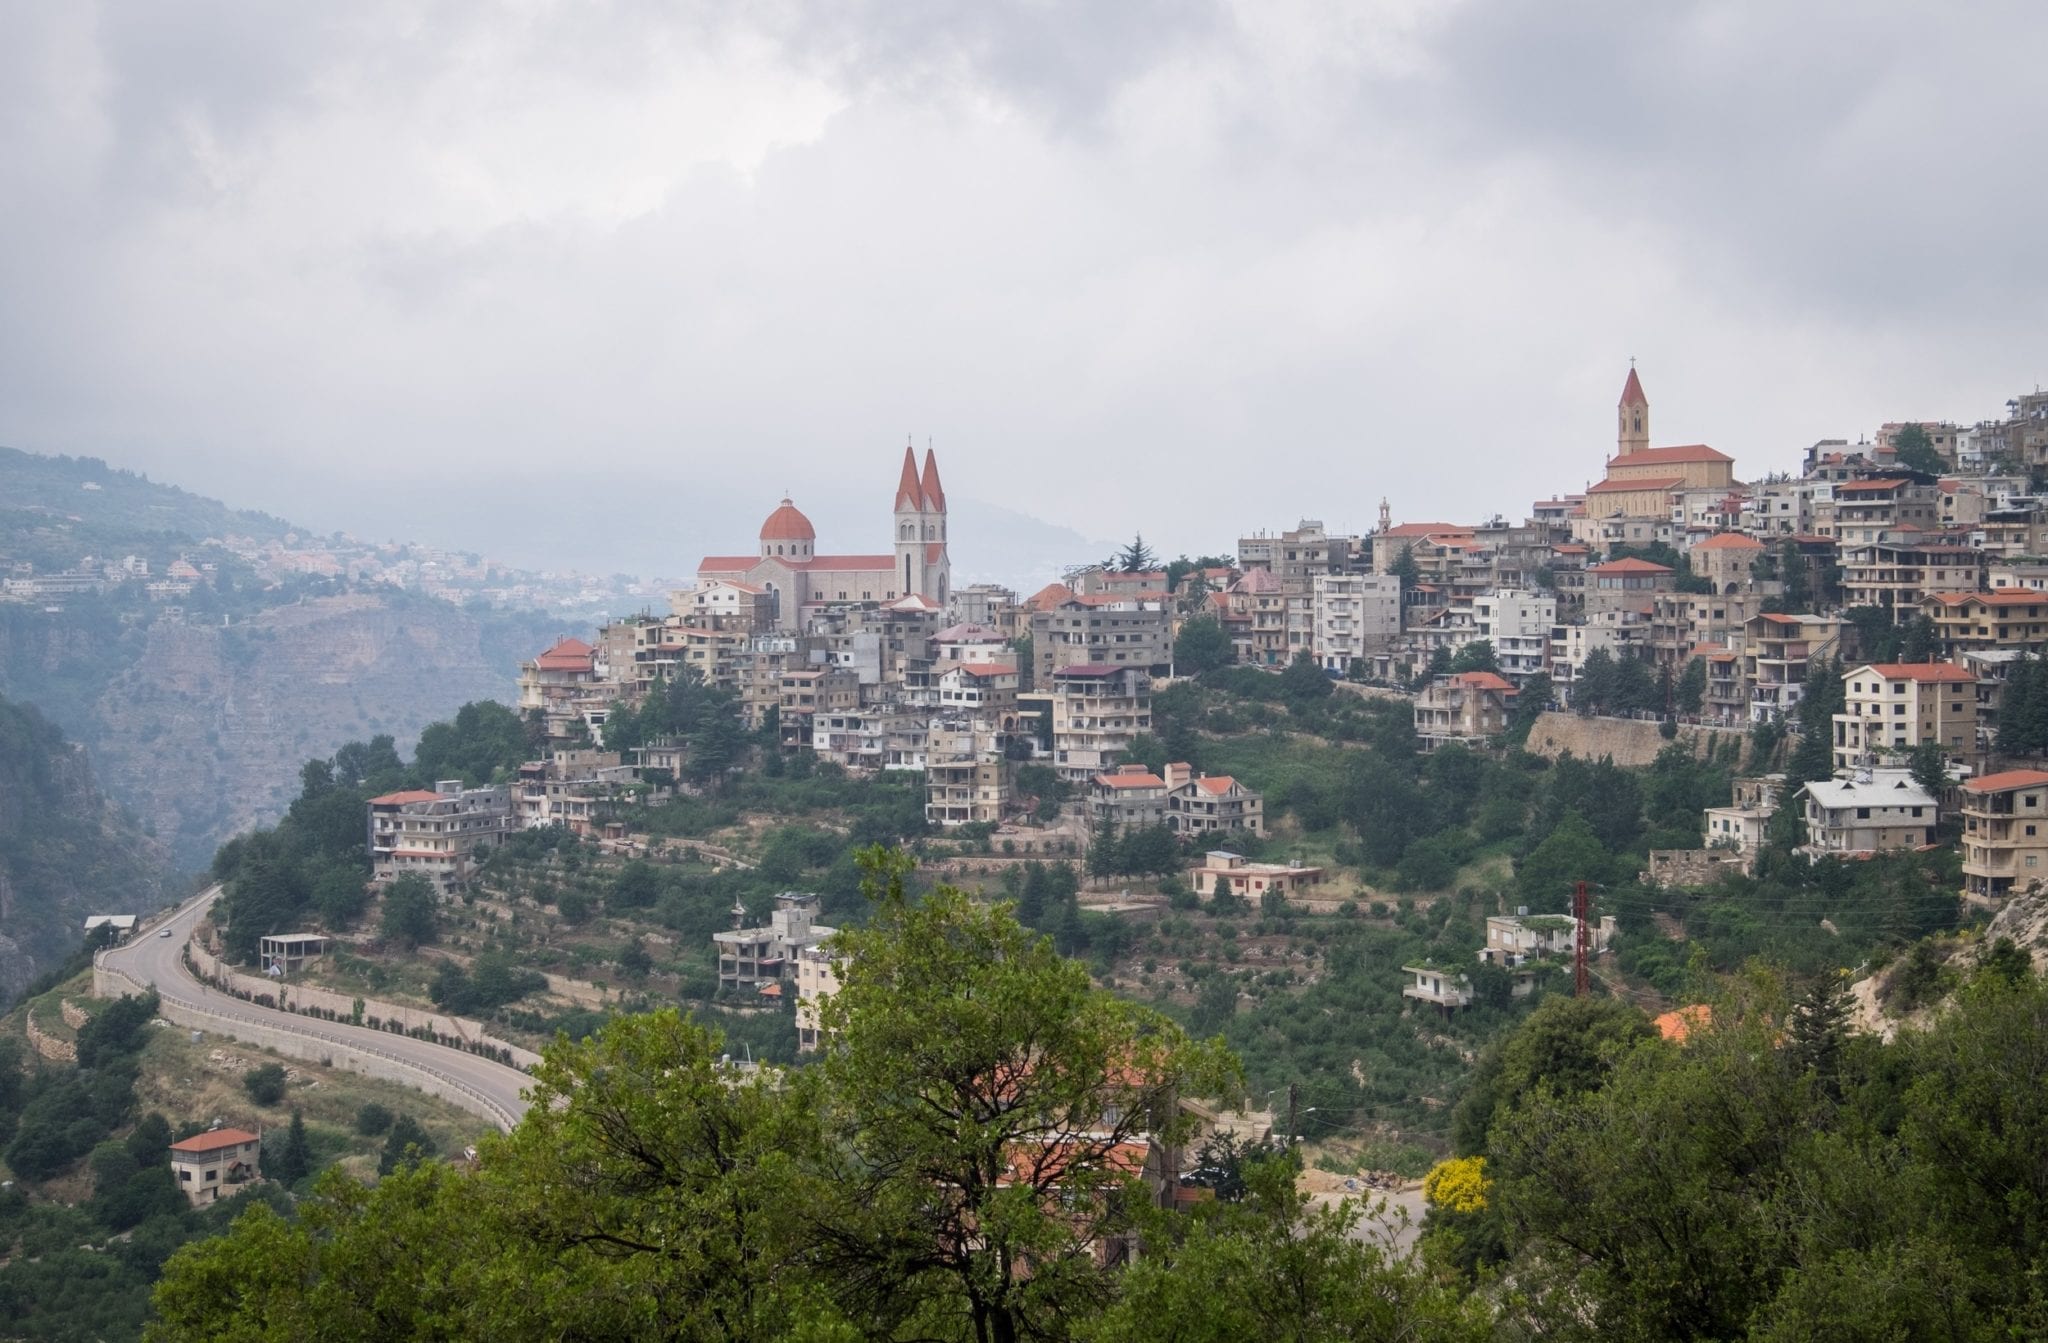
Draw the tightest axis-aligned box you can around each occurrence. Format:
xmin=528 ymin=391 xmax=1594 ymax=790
xmin=1574 ymin=880 xmax=1590 ymax=998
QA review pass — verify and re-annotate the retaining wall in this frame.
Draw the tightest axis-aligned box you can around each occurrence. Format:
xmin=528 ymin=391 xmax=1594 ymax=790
xmin=1525 ymin=711 xmax=1753 ymax=770
xmin=92 ymin=962 xmax=523 ymax=1130
xmin=185 ymin=939 xmax=540 ymax=1069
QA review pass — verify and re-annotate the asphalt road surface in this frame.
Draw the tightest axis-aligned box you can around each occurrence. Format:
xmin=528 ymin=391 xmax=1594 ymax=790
xmin=101 ymin=887 xmax=533 ymax=1129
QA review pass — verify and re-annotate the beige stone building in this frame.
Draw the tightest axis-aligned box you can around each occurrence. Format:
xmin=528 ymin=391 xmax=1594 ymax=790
xmin=1189 ymin=851 xmax=1325 ymax=903
xmin=1798 ymin=769 xmax=1939 ymax=858
xmin=1688 ymin=532 xmax=1765 ymax=594
xmin=1030 ymin=594 xmax=1172 ymax=683
xmin=1047 ymin=664 xmax=1153 ymax=782
xmin=1960 ymin=769 xmax=2048 ymax=905
xmin=924 ymin=722 xmax=1015 ymax=828
xmin=170 ymin=1127 xmax=262 ymax=1206
xmin=1583 ymin=557 xmax=1675 ymax=617
xmin=1919 ymin=590 xmax=2048 ymax=658
xmin=1166 ymin=770 xmax=1264 ymax=838
xmin=1831 ymin=662 xmax=1978 ymax=772
xmin=368 ymin=782 xmax=514 ymax=892
xmin=1414 ymin=671 xmax=1517 ymax=750
xmin=1840 ymin=539 xmax=1984 ymax=621
xmin=1743 ymin=613 xmax=1843 ymax=723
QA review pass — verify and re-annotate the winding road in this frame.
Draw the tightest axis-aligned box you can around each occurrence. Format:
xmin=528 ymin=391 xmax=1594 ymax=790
xmin=99 ymin=887 xmax=533 ymax=1130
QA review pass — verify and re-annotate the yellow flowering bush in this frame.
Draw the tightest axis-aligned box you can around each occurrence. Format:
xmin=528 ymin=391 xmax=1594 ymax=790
xmin=1423 ymin=1155 xmax=1491 ymax=1215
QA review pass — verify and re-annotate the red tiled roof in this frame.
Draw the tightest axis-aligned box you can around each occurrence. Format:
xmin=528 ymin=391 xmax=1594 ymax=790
xmin=1194 ymin=775 xmax=1241 ymax=795
xmin=1587 ymin=476 xmax=1685 ymax=494
xmin=1094 ymin=771 xmax=1166 ymax=790
xmin=1025 ymin=582 xmax=1075 ymax=610
xmin=1605 ymin=444 xmax=1732 ymax=467
xmin=699 ymin=555 xmax=759 ymax=572
xmin=1449 ymin=671 xmax=1516 ymax=692
xmin=170 ymin=1127 xmax=261 ymax=1154
xmin=952 ymin=662 xmax=1017 ymax=678
xmin=1856 ymin=662 xmax=1975 ymax=683
xmin=1835 ymin=478 xmax=1910 ymax=494
xmin=894 ymin=445 xmax=925 ymax=512
xmin=534 ymin=636 xmax=595 ymax=671
xmin=1964 ymin=770 xmax=2048 ymax=794
xmin=367 ymin=790 xmax=442 ymax=806
xmin=1619 ymin=366 xmax=1646 ymax=407
xmin=1654 ymin=1004 xmax=1711 ymax=1043
xmin=1692 ymin=532 xmax=1764 ymax=551
xmin=759 ymin=497 xmax=816 ymax=542
xmin=1926 ymin=590 xmax=2044 ymax=607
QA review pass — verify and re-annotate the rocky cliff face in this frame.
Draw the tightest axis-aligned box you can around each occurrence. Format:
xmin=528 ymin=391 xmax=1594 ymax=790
xmin=0 ymin=695 xmax=171 ymax=999
xmin=3 ymin=592 xmax=555 ymax=871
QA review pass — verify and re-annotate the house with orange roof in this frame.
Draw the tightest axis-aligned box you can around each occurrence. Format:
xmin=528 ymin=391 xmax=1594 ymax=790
xmin=1831 ymin=477 xmax=1939 ymax=546
xmin=170 ymin=1127 xmax=262 ymax=1205
xmin=1839 ymin=536 xmax=1984 ymax=618
xmin=1688 ymin=531 xmax=1766 ymax=594
xmin=1089 ymin=763 xmax=1171 ymax=829
xmin=367 ymin=781 xmax=514 ymax=892
xmin=1414 ymin=670 xmax=1518 ymax=751
xmin=1832 ymin=662 xmax=1979 ymax=773
xmin=1164 ymin=764 xmax=1265 ymax=837
xmin=1960 ymin=769 xmax=2048 ymax=905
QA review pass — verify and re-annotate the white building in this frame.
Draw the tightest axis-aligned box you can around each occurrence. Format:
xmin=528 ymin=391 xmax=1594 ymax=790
xmin=1472 ymin=589 xmax=1558 ymax=685
xmin=713 ymin=893 xmax=836 ymax=994
xmin=367 ymin=782 xmax=515 ymax=892
xmin=1798 ymin=768 xmax=1938 ymax=859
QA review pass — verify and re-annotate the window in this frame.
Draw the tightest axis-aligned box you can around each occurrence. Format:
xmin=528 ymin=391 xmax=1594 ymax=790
xmin=1857 ymin=807 xmax=1871 ymax=819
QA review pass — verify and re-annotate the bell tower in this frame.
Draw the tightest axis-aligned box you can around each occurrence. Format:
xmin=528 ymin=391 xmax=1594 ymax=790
xmin=1617 ymin=362 xmax=1649 ymax=458
xmin=892 ymin=441 xmax=925 ymax=600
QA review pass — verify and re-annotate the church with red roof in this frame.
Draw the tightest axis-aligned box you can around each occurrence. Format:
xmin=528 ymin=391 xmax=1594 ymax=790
xmin=697 ymin=444 xmax=952 ymax=631
xmin=1585 ymin=366 xmax=1737 ymax=520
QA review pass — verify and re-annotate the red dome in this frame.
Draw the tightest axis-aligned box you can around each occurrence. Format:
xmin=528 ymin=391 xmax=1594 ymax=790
xmin=759 ymin=498 xmax=816 ymax=543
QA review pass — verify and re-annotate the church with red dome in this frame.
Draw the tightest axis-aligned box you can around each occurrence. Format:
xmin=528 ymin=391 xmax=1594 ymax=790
xmin=696 ymin=445 xmax=952 ymax=631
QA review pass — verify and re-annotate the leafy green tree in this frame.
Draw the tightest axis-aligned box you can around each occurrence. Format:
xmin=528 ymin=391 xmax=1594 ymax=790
xmin=1449 ymin=640 xmax=1497 ymax=674
xmin=378 ymin=874 xmax=439 ymax=949
xmin=1789 ymin=655 xmax=1845 ymax=785
xmin=813 ymin=849 xmax=1237 ymax=1342
xmin=244 ymin=1063 xmax=288 ymax=1106
xmin=1086 ymin=1154 xmax=1491 ymax=1342
xmin=1891 ymin=422 xmax=1945 ymax=475
xmin=412 ymin=701 xmax=532 ymax=785
xmin=1390 ymin=544 xmax=1421 ymax=588
xmin=1676 ymin=657 xmax=1707 ymax=713
xmin=354 ymin=1102 xmax=394 ymax=1136
xmin=1277 ymin=652 xmax=1332 ymax=703
xmin=270 ymin=1109 xmax=313 ymax=1184
xmin=1112 ymin=534 xmax=1159 ymax=573
xmin=378 ymin=1114 xmax=436 ymax=1176
xmin=1575 ymin=648 xmax=1619 ymax=713
xmin=1173 ymin=615 xmax=1233 ymax=674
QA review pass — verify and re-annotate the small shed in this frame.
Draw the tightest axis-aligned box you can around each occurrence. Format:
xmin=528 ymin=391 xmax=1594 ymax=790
xmin=258 ymin=933 xmax=327 ymax=975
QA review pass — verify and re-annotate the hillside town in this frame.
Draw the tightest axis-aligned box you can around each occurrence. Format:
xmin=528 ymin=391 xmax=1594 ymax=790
xmin=462 ymin=373 xmax=2048 ymax=932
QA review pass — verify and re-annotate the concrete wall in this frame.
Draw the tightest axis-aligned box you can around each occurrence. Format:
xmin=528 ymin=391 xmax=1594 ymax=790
xmin=1525 ymin=711 xmax=1753 ymax=770
xmin=93 ymin=962 xmax=522 ymax=1130
xmin=185 ymin=939 xmax=540 ymax=1069
xmin=1647 ymin=848 xmax=1752 ymax=889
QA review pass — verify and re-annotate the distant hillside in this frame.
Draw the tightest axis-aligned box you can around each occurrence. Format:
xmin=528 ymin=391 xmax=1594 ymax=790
xmin=0 ymin=448 xmax=562 ymax=870
xmin=0 ymin=445 xmax=298 ymax=547
xmin=0 ymin=693 xmax=172 ymax=999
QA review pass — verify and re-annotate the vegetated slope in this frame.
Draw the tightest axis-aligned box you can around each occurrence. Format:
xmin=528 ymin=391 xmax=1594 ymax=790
xmin=0 ymin=444 xmax=296 ymax=544
xmin=0 ymin=694 xmax=172 ymax=1000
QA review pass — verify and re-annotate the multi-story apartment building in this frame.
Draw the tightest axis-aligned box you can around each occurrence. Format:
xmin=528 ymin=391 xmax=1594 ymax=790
xmin=778 ymin=667 xmax=862 ymax=749
xmin=1798 ymin=769 xmax=1939 ymax=859
xmin=1919 ymin=590 xmax=2048 ymax=658
xmin=714 ymin=893 xmax=835 ymax=994
xmin=513 ymin=750 xmax=639 ymax=834
xmin=935 ymin=662 xmax=1020 ymax=726
xmin=1029 ymin=595 xmax=1171 ymax=683
xmin=1960 ymin=769 xmax=2048 ymax=905
xmin=1472 ymin=589 xmax=1557 ymax=685
xmin=1047 ymin=664 xmax=1152 ymax=782
xmin=1830 ymin=478 xmax=1940 ymax=546
xmin=1548 ymin=612 xmax=1653 ymax=704
xmin=367 ymin=781 xmax=515 ymax=892
xmin=1414 ymin=671 xmax=1518 ymax=751
xmin=1583 ymin=557 xmax=1676 ymax=617
xmin=518 ymin=637 xmax=613 ymax=742
xmin=1089 ymin=764 xmax=1170 ymax=830
xmin=1840 ymin=538 xmax=1985 ymax=622
xmin=924 ymin=723 xmax=1014 ymax=828
xmin=1166 ymin=771 xmax=1264 ymax=838
xmin=794 ymin=941 xmax=843 ymax=1052
xmin=1831 ymin=662 xmax=1978 ymax=772
xmin=1212 ymin=568 xmax=1289 ymax=665
xmin=1649 ymin=591 xmax=1763 ymax=670
xmin=1308 ymin=573 xmax=1400 ymax=673
xmin=1743 ymin=613 xmax=1842 ymax=723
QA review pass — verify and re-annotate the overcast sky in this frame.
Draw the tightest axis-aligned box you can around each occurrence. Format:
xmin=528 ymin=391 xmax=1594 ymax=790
xmin=2 ymin=1 xmax=2042 ymax=579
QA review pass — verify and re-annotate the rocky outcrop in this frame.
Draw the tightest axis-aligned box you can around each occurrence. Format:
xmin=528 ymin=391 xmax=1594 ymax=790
xmin=1525 ymin=711 xmax=1753 ymax=770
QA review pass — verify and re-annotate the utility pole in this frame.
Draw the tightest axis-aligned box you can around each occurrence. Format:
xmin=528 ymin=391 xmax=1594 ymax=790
xmin=1574 ymin=880 xmax=1590 ymax=998
xmin=1286 ymin=1082 xmax=1299 ymax=1147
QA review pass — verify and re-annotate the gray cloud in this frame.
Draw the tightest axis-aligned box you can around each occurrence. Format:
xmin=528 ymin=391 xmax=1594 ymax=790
xmin=0 ymin=1 xmax=2040 ymax=578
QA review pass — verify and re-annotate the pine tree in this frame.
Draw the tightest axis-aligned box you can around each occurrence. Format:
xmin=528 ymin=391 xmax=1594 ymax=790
xmin=1786 ymin=976 xmax=1852 ymax=1098
xmin=272 ymin=1109 xmax=313 ymax=1185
